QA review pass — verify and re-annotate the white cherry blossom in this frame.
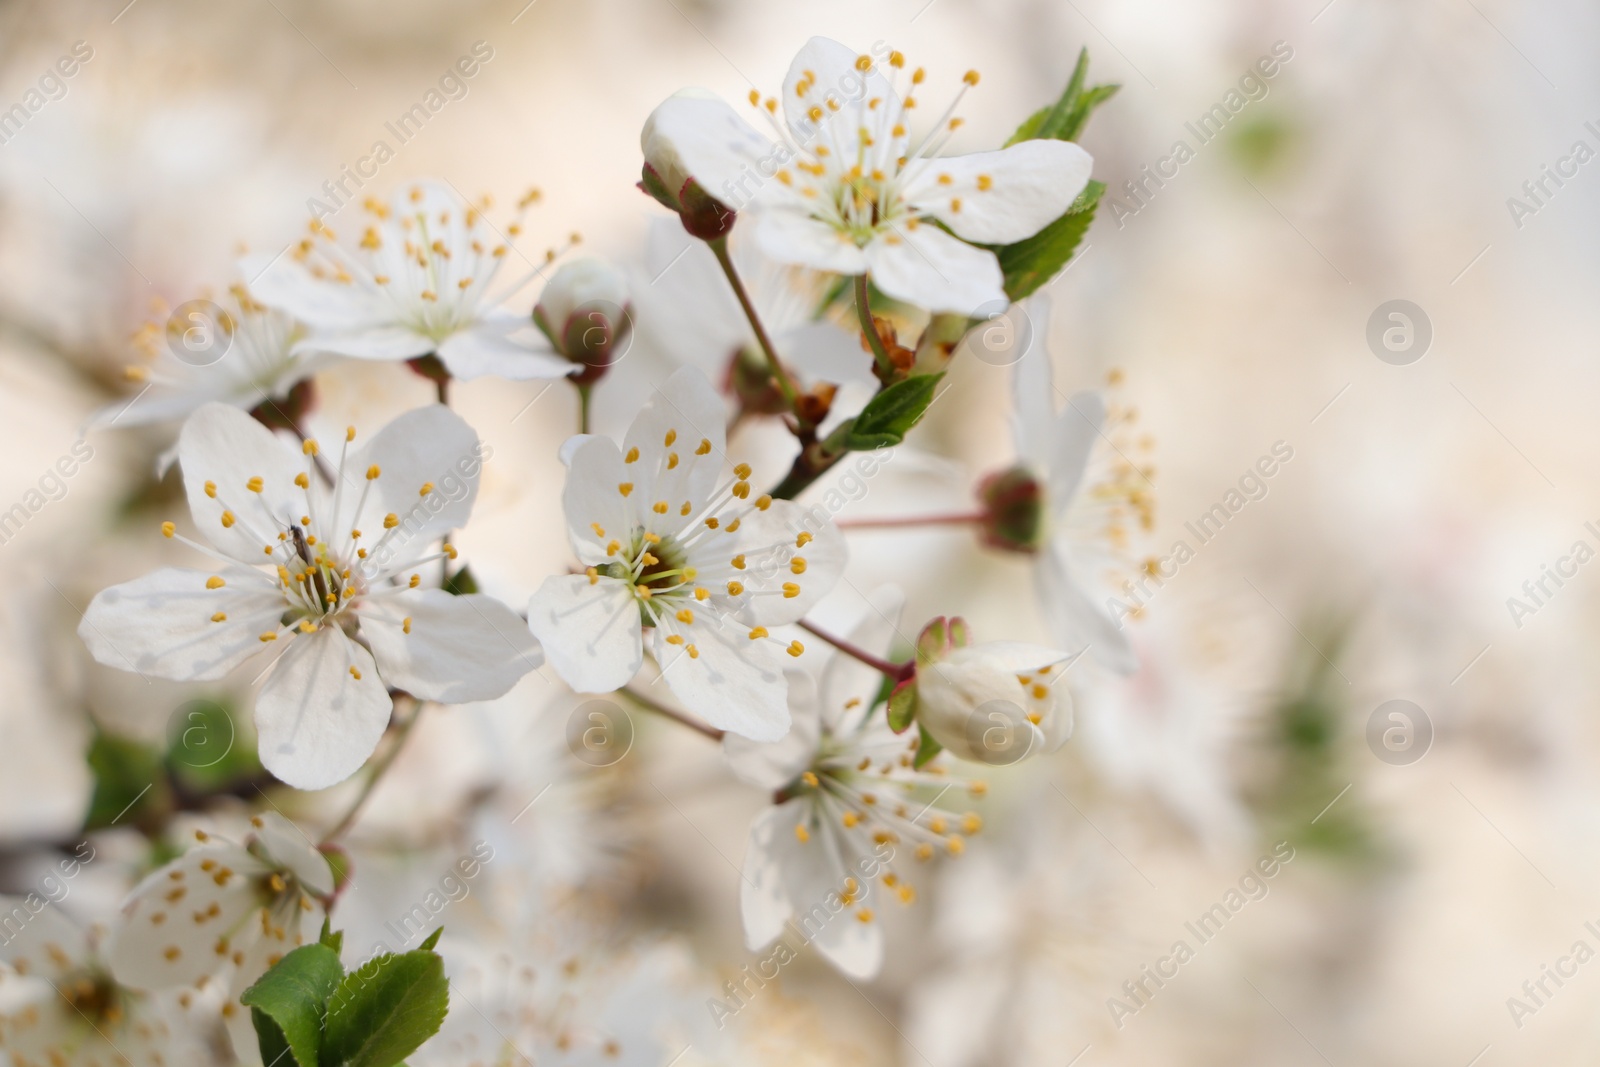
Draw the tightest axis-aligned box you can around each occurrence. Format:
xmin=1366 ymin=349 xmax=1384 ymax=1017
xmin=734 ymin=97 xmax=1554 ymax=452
xmin=106 ymin=814 xmax=333 ymax=996
xmin=724 ymin=592 xmax=984 ymax=978
xmin=641 ymin=37 xmax=1093 ymax=314
xmin=244 ymin=182 xmax=575 ymax=382
xmin=1003 ymin=294 xmax=1148 ymax=674
xmin=79 ymin=402 xmax=541 ymax=789
xmin=0 ymin=899 xmax=191 ymax=1067
xmin=916 ymin=638 xmax=1074 ymax=765
xmin=527 ymin=367 xmax=846 ymax=741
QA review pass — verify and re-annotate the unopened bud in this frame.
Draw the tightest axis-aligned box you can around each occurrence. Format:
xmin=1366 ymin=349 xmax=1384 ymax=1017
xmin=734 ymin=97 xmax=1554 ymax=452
xmin=533 ymin=258 xmax=633 ymax=385
xmin=976 ymin=464 xmax=1046 ymax=553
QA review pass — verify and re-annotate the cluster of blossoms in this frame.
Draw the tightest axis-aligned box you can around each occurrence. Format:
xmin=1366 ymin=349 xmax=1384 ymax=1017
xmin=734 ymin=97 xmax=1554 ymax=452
xmin=11 ymin=34 xmax=1151 ymax=1066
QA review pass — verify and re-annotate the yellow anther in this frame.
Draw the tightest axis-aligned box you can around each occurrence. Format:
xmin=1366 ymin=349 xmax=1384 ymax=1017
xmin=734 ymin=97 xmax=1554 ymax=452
xmin=349 ymin=666 xmax=362 ymax=680
xmin=912 ymin=67 xmax=926 ymax=84
xmin=790 ymin=557 xmax=807 ymax=575
xmin=408 ymin=574 xmax=421 ymax=588
xmin=749 ymin=88 xmax=760 ymax=105
xmin=898 ymin=885 xmax=917 ymax=904
xmin=930 ymin=817 xmax=948 ymax=834
xmin=856 ymin=908 xmax=874 ymax=923
xmin=946 ymin=836 xmax=965 ymax=855
xmin=727 ymin=581 xmax=744 ymax=596
xmin=963 ymin=69 xmax=980 ymax=86
xmin=676 ymin=608 xmax=694 ymax=624
xmin=586 ymin=567 xmax=599 ymax=585
xmin=606 ymin=540 xmax=621 ymax=556
xmin=124 ymin=364 xmax=151 ymax=382
xmin=205 ymin=576 xmax=225 ymax=589
xmin=801 ymin=771 xmax=820 ymax=787
xmin=666 ymin=453 xmax=679 ymax=470
xmin=366 ymin=465 xmax=381 ymax=480
xmin=260 ymin=631 xmax=277 ymax=642
xmin=204 ymin=481 xmax=217 ymax=498
xmin=915 ymin=843 xmax=934 ymax=861
xmin=782 ymin=582 xmax=800 ymax=598
xmin=748 ymin=626 xmax=769 ymax=640
xmin=976 ymin=174 xmax=993 ymax=191
xmin=725 ymin=518 xmax=741 ymax=533
xmin=855 ymin=54 xmax=872 ymax=71
xmin=787 ymin=641 xmax=804 ymax=657
xmin=1031 ymin=684 xmax=1048 ymax=700
xmin=402 ymin=617 xmax=413 ymax=634
xmin=625 ymin=447 xmax=640 ymax=463
xmin=220 ymin=511 xmax=236 ymax=528
xmin=653 ymin=501 xmax=669 ymax=514
xmin=664 ymin=429 xmax=677 ymax=446
xmin=642 ymin=531 xmax=659 ymax=543
xmin=246 ymin=477 xmax=264 ymax=493
xmin=161 ymin=521 xmax=176 ymax=538
xmin=755 ymin=494 xmax=772 ymax=511
xmin=696 ymin=438 xmax=712 ymax=455
xmin=302 ymin=439 xmax=319 ymax=456
xmin=962 ymin=813 xmax=983 ymax=834
xmin=636 ymin=584 xmax=652 ymax=599
xmin=665 ymin=634 xmax=684 ymax=646
xmin=641 ymin=553 xmax=659 ymax=567
xmin=734 ymin=463 xmax=752 ymax=479
xmin=346 ymin=426 xmax=356 ymax=442
xmin=704 ymin=517 xmax=720 ymax=529
xmin=418 ymin=482 xmax=434 ymax=497
xmin=686 ymin=644 xmax=699 ymax=659
xmin=731 ymin=481 xmax=750 ymax=499
xmin=950 ymin=197 xmax=962 ymax=213
xmin=383 ymin=513 xmax=399 ymax=529
xmin=682 ymin=567 xmax=697 ymax=579
xmin=294 ymin=472 xmax=309 ymax=489
xmin=795 ymin=824 xmax=811 ymax=843
xmin=680 ymin=501 xmax=693 ymax=516
xmin=889 ymin=50 xmax=905 ymax=68
xmin=730 ymin=554 xmax=746 ymax=570
xmin=298 ymin=620 xmax=317 ymax=633
xmin=842 ymin=811 xmax=861 ymax=828
xmin=210 ymin=612 xmax=227 ymax=623
xmin=618 ymin=482 xmax=633 ymax=497
xmin=694 ymin=587 xmax=709 ymax=601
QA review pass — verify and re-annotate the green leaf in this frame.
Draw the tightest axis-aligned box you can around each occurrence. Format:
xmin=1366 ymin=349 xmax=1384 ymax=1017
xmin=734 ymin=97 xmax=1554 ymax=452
xmin=323 ymin=948 xmax=450 ymax=1067
xmin=442 ymin=564 xmax=479 ymax=597
xmin=913 ymin=725 xmax=943 ymax=769
xmin=1005 ymin=48 xmax=1120 ymax=147
xmin=886 ymin=683 xmax=918 ymax=734
xmin=240 ymin=943 xmax=345 ymax=1067
xmin=84 ymin=732 xmax=170 ymax=832
xmin=844 ymin=374 xmax=943 ymax=450
xmin=993 ymin=181 xmax=1103 ymax=302
xmin=418 ymin=928 xmax=443 ymax=952
xmin=319 ymin=919 xmax=344 ymax=956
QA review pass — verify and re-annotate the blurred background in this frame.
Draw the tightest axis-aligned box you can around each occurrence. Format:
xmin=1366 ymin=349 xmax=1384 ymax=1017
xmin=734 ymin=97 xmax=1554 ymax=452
xmin=1 ymin=0 xmax=1596 ymax=1063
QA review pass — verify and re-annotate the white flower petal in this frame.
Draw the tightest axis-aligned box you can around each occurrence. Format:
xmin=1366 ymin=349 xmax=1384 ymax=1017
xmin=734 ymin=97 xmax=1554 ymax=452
xmin=780 ymin=37 xmax=896 ymax=154
xmin=863 ymin=224 xmax=1006 ymax=315
xmin=1040 ymin=542 xmax=1137 ymax=674
xmin=904 ymin=139 xmax=1094 ymax=244
xmin=560 ymin=436 xmax=635 ymax=567
xmin=621 ymin=367 xmax=728 ymax=535
xmin=107 ymin=844 xmax=266 ymax=990
xmin=242 ymin=253 xmax=382 ymax=331
xmin=438 ymin=324 xmax=574 ymax=382
xmin=1046 ymin=390 xmax=1105 ymax=510
xmin=526 ymin=574 xmax=642 ymax=693
xmin=819 ymin=586 xmax=905 ymax=731
xmin=738 ymin=798 xmax=814 ymax=950
xmin=722 ymin=670 xmax=819 ymax=790
xmin=178 ymin=402 xmax=307 ymax=564
xmin=641 ymin=91 xmax=776 ymax=203
xmin=755 ymin=209 xmax=869 ymax=275
xmin=363 ymin=589 xmax=542 ymax=704
xmin=1010 ymin=293 xmax=1060 ymax=469
xmin=293 ymin=326 xmax=435 ymax=363
xmin=347 ymin=404 xmax=482 ymax=559
xmin=80 ymin=567 xmax=283 ymax=682
xmin=251 ymin=812 xmax=335 ymax=896
xmin=779 ymin=321 xmax=875 ymax=386
xmin=0 ymin=895 xmax=91 ymax=980
xmin=255 ymin=628 xmax=392 ymax=790
xmin=726 ymin=498 xmax=847 ymax=626
xmin=653 ymin=619 xmax=788 ymax=741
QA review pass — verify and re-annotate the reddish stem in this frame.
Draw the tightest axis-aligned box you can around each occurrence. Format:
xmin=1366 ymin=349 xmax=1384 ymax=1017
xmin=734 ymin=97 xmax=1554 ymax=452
xmin=798 ymin=619 xmax=914 ymax=680
xmin=835 ymin=511 xmax=986 ymax=530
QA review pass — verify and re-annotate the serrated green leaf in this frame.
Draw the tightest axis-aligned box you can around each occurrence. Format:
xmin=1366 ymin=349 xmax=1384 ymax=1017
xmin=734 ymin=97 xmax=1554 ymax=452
xmin=418 ymin=928 xmax=442 ymax=952
xmin=1006 ymin=49 xmax=1119 ymax=147
xmin=323 ymin=949 xmax=449 ymax=1067
xmin=913 ymin=725 xmax=943 ymax=769
xmin=887 ymin=683 xmax=918 ymax=734
xmin=993 ymin=182 xmax=1103 ymax=302
xmin=844 ymin=374 xmax=943 ymax=450
xmin=240 ymin=943 xmax=345 ymax=1067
